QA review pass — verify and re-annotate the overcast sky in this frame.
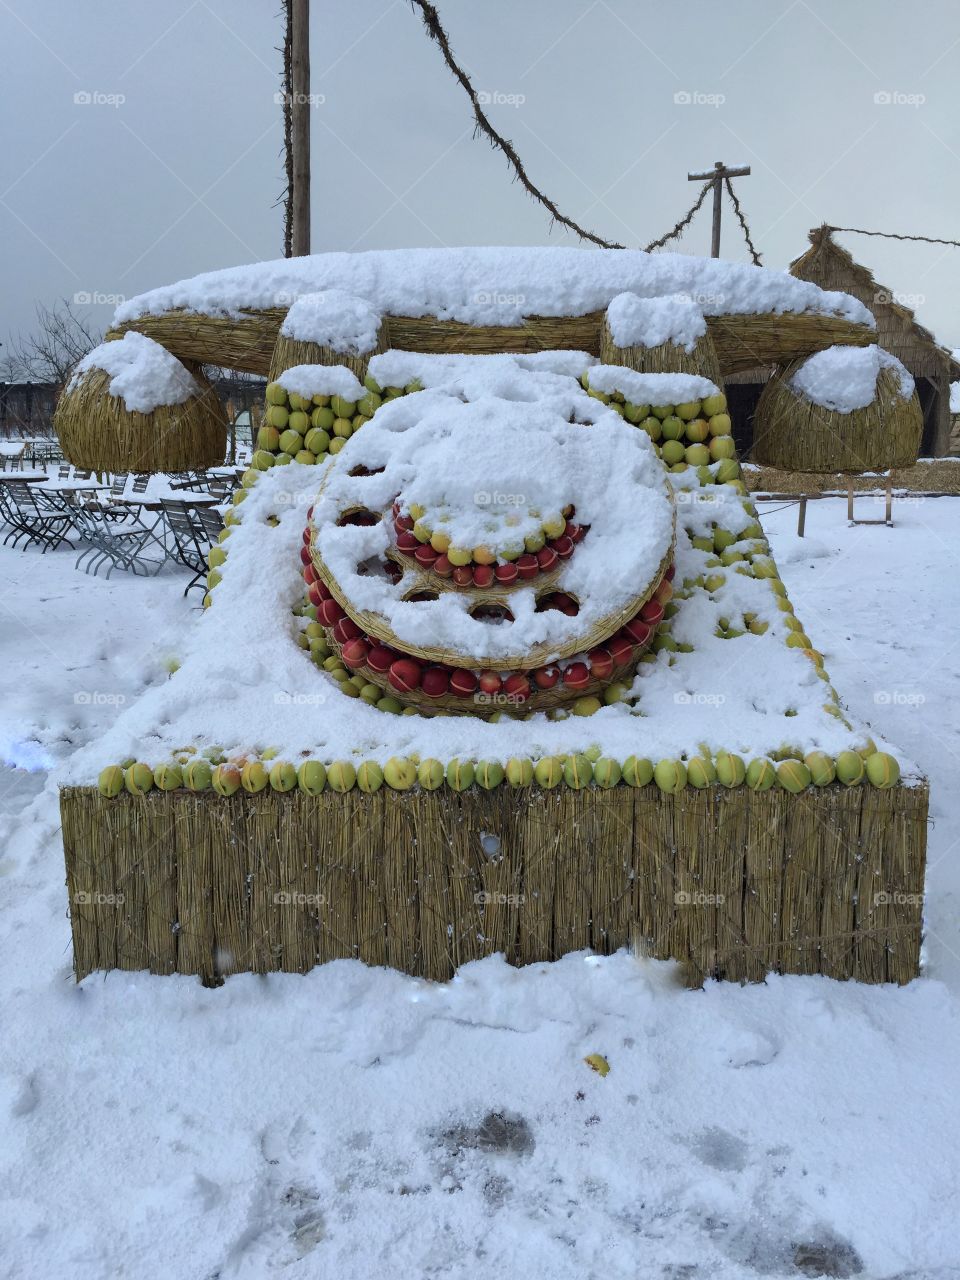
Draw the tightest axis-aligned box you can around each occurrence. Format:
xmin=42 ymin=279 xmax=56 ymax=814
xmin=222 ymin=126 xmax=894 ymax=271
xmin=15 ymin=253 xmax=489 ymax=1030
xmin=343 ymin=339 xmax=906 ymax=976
xmin=3 ymin=0 xmax=960 ymax=356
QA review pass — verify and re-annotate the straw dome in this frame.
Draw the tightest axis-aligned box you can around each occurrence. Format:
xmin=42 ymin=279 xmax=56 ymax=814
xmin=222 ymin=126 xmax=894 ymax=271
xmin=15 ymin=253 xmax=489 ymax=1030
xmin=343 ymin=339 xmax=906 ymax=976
xmin=55 ymin=333 xmax=227 ymax=474
xmin=751 ymin=344 xmax=922 ymax=473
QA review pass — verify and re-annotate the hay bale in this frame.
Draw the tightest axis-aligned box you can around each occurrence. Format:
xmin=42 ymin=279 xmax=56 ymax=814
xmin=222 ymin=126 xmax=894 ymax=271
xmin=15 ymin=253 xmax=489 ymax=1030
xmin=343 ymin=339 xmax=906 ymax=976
xmin=54 ymin=346 xmax=227 ymax=474
xmin=752 ymin=355 xmax=922 ymax=473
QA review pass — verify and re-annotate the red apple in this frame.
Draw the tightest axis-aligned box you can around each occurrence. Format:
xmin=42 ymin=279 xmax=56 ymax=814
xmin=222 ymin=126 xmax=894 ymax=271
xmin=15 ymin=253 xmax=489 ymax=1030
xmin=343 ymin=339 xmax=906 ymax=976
xmin=503 ymin=673 xmax=531 ymax=702
xmin=318 ymin=599 xmax=345 ymax=627
xmin=414 ymin=545 xmax=438 ymax=569
xmin=472 ymin=564 xmax=495 ymax=589
xmin=433 ymin=554 xmax=453 ymax=578
xmin=536 ymin=546 xmax=559 ymax=573
xmin=307 ymin=582 xmax=324 ymax=608
xmin=607 ymin=634 xmax=634 ymax=667
xmin=572 ymin=523 xmax=588 ymax=543
xmin=533 ymin=664 xmax=560 ymax=690
xmin=302 ymin=527 xmax=311 ymax=544
xmin=639 ymin=598 xmax=664 ymax=627
xmin=554 ymin=592 xmax=578 ymax=617
xmin=388 ymin=657 xmax=422 ymax=692
xmin=299 ymin=546 xmax=312 ymax=566
xmin=562 ymin=661 xmax=590 ymax=689
xmin=303 ymin=563 xmax=318 ymax=585
xmin=367 ymin=645 xmax=396 ymax=674
xmin=395 ymin=531 xmax=418 ymax=554
xmin=452 ymin=566 xmax=474 ymax=587
xmin=665 ymin=563 xmax=675 ymax=582
xmin=449 ymin=669 xmax=478 ymax=697
xmin=395 ymin=514 xmax=414 ymax=532
xmin=333 ymin=617 xmax=362 ymax=645
xmin=587 ymin=648 xmax=614 ymax=680
xmin=655 ymin=578 xmax=674 ymax=605
xmin=422 ymin=667 xmax=450 ymax=698
xmin=493 ymin=562 xmax=518 ymax=585
xmin=624 ymin=616 xmax=653 ymax=646
xmin=306 ymin=505 xmax=314 ymax=520
xmin=564 ymin=520 xmax=580 ymax=542
xmin=552 ymin=535 xmax=574 ymax=560
xmin=341 ymin=638 xmax=370 ymax=669
xmin=478 ymin=670 xmax=502 ymax=695
xmin=516 ymin=554 xmax=539 ymax=580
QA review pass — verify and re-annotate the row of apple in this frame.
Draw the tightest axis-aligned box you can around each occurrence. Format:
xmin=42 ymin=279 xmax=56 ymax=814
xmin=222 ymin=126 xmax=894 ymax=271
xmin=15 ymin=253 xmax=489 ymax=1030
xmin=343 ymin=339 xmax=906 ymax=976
xmin=392 ymin=500 xmax=587 ymax=583
xmin=96 ymin=745 xmax=901 ymax=799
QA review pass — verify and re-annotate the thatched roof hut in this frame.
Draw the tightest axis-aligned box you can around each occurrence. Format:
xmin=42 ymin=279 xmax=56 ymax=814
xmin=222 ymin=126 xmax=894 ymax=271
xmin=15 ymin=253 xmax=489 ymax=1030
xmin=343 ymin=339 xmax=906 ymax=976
xmin=789 ymin=227 xmax=960 ymax=456
xmin=727 ymin=228 xmax=960 ymax=460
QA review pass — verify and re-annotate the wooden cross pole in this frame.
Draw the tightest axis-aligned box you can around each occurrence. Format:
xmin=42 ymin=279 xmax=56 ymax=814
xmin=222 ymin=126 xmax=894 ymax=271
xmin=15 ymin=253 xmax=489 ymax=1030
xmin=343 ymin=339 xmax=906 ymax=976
xmin=290 ymin=0 xmax=311 ymax=257
xmin=688 ymin=160 xmax=751 ymax=258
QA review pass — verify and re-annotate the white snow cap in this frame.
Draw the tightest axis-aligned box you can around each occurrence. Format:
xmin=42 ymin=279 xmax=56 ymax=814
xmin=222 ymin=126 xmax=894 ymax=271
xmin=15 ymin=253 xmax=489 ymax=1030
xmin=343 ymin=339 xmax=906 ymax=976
xmin=606 ymin=293 xmax=707 ymax=352
xmin=69 ymin=332 xmax=199 ymax=414
xmin=279 ymin=290 xmax=382 ymax=355
xmin=114 ymin=246 xmax=874 ymax=328
xmin=587 ymin=366 xmax=719 ymax=406
xmin=790 ymin=344 xmax=915 ymax=413
xmin=277 ymin=363 xmax=365 ymax=402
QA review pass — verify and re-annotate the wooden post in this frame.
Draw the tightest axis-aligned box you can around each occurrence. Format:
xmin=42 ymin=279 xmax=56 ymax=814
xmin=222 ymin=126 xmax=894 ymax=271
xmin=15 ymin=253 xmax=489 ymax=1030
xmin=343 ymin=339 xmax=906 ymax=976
xmin=290 ymin=0 xmax=311 ymax=257
xmin=797 ymin=494 xmax=807 ymax=538
xmin=688 ymin=161 xmax=751 ymax=258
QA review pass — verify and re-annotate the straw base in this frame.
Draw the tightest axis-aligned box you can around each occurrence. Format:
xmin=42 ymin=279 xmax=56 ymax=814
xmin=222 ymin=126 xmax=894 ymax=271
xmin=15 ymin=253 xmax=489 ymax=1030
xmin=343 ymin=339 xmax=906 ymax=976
xmin=61 ymin=780 xmax=928 ymax=987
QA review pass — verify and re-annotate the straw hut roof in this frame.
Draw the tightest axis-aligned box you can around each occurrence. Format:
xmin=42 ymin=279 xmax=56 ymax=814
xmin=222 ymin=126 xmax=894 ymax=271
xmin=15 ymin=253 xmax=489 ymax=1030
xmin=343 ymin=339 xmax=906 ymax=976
xmin=790 ymin=226 xmax=960 ymax=381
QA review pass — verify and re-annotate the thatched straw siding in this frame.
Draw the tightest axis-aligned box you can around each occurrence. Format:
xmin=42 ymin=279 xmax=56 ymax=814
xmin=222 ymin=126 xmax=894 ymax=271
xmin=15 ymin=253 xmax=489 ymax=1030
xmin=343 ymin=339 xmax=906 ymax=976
xmin=61 ymin=781 xmax=928 ymax=987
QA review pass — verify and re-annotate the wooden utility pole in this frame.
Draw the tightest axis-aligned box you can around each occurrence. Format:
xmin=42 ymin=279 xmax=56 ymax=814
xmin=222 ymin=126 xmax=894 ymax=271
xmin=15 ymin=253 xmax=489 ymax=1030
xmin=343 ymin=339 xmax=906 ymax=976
xmin=688 ymin=160 xmax=751 ymax=257
xmin=290 ymin=0 xmax=311 ymax=256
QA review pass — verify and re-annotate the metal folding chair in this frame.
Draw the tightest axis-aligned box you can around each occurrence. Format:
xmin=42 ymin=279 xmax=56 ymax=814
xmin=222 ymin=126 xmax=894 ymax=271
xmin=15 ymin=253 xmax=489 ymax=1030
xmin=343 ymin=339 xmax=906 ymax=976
xmin=69 ymin=497 xmax=163 ymax=578
xmin=0 ymin=481 xmax=75 ymax=552
xmin=160 ymin=499 xmax=219 ymax=594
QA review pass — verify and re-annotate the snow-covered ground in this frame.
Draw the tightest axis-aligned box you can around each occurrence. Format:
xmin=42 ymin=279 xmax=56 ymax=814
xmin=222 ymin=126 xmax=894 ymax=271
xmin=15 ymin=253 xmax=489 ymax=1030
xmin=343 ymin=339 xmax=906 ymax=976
xmin=1 ymin=495 xmax=959 ymax=1279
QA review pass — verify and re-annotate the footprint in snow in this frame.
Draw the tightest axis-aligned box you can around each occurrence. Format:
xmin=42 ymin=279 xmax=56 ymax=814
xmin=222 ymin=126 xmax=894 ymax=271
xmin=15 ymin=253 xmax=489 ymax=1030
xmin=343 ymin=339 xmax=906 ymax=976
xmin=440 ymin=1110 xmax=535 ymax=1159
xmin=688 ymin=1126 xmax=750 ymax=1173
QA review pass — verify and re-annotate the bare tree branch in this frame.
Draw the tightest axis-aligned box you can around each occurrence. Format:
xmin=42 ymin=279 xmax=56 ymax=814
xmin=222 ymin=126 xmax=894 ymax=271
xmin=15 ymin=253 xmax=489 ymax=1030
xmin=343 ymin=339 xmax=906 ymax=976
xmin=5 ymin=300 xmax=102 ymax=387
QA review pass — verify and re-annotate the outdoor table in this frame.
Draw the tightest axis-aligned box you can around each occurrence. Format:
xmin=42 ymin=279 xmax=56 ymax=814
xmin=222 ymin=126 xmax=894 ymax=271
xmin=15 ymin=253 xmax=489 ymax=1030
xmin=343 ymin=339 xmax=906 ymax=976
xmin=108 ymin=493 xmax=223 ymax=559
xmin=39 ymin=481 xmax=111 ymax=496
xmin=0 ymin=472 xmax=48 ymax=484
